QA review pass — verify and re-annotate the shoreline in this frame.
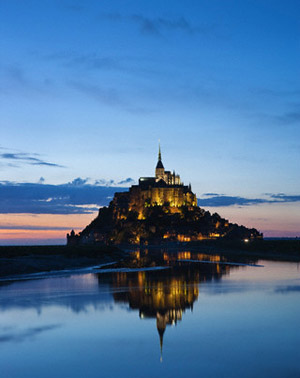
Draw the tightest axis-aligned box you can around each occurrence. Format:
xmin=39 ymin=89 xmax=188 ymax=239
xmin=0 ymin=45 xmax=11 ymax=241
xmin=0 ymin=240 xmax=299 ymax=280
xmin=0 ymin=261 xmax=119 ymax=283
xmin=0 ymin=245 xmax=126 ymax=279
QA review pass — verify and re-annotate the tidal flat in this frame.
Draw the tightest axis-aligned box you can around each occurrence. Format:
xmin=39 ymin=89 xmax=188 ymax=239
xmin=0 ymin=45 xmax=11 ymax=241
xmin=0 ymin=245 xmax=124 ymax=278
xmin=0 ymin=239 xmax=299 ymax=279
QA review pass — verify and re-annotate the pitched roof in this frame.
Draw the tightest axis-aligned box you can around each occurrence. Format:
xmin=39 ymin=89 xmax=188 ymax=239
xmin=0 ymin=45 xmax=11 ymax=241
xmin=156 ymin=160 xmax=164 ymax=169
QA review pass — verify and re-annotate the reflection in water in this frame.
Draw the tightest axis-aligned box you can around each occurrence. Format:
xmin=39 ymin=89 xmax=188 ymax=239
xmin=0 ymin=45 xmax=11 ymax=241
xmin=97 ymin=249 xmax=244 ymax=360
xmin=0 ymin=250 xmax=245 ymax=361
xmin=0 ymin=324 xmax=62 ymax=343
xmin=0 ymin=251 xmax=300 ymax=378
xmin=0 ymin=250 xmax=254 ymax=357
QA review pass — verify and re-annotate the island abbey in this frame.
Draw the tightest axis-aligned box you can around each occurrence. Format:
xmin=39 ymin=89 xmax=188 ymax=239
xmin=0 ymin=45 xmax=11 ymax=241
xmin=67 ymin=145 xmax=262 ymax=245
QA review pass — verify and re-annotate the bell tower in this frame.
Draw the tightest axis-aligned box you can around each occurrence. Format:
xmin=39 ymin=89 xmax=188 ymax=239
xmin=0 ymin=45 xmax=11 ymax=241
xmin=155 ymin=143 xmax=165 ymax=181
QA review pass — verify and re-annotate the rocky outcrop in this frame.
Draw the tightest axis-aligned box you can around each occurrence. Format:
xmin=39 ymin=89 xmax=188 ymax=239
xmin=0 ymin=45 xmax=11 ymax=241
xmin=67 ymin=191 xmax=262 ymax=245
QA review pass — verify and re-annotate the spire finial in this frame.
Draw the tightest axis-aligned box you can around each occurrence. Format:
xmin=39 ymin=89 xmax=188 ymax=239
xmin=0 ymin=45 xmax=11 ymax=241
xmin=158 ymin=140 xmax=161 ymax=161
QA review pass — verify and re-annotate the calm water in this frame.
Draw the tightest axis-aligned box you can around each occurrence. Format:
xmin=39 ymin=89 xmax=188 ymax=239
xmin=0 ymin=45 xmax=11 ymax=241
xmin=0 ymin=250 xmax=300 ymax=378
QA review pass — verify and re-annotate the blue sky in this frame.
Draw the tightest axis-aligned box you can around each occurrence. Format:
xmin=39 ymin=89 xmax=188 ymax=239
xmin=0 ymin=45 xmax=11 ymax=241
xmin=0 ymin=0 xmax=299 ymax=242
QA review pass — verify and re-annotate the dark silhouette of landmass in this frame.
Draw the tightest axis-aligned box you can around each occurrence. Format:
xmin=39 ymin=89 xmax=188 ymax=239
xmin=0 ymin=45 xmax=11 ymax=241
xmin=0 ymin=245 xmax=123 ymax=278
xmin=68 ymin=201 xmax=262 ymax=245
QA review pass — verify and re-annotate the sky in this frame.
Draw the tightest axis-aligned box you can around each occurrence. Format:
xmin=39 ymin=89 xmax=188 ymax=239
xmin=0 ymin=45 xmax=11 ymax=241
xmin=0 ymin=0 xmax=299 ymax=244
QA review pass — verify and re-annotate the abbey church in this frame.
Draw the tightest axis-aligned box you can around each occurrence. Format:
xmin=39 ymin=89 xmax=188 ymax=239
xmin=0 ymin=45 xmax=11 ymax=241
xmin=154 ymin=144 xmax=181 ymax=185
xmin=112 ymin=145 xmax=197 ymax=220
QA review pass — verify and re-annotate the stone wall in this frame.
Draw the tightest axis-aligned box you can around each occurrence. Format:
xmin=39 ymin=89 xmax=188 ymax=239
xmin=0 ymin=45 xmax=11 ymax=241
xmin=127 ymin=185 xmax=197 ymax=217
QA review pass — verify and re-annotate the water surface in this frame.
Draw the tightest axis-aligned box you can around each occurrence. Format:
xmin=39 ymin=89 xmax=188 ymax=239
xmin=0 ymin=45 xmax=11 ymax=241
xmin=0 ymin=250 xmax=299 ymax=378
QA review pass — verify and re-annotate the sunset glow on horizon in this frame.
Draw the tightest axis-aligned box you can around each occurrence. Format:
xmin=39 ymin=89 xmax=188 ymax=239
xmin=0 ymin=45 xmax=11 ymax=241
xmin=1 ymin=0 xmax=299 ymax=244
xmin=0 ymin=200 xmax=299 ymax=245
xmin=0 ymin=213 xmax=96 ymax=245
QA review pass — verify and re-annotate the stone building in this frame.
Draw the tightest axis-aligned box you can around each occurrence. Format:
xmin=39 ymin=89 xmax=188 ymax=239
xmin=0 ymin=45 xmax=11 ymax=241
xmin=112 ymin=145 xmax=197 ymax=219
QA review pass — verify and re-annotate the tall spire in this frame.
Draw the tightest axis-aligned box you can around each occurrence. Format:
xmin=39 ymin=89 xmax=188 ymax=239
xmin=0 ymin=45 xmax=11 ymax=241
xmin=156 ymin=313 xmax=166 ymax=363
xmin=158 ymin=141 xmax=162 ymax=161
xmin=155 ymin=140 xmax=164 ymax=173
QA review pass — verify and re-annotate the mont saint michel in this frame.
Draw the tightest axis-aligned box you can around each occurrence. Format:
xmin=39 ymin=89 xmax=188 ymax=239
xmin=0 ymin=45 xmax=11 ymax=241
xmin=67 ymin=146 xmax=262 ymax=245
xmin=2 ymin=2 xmax=300 ymax=377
